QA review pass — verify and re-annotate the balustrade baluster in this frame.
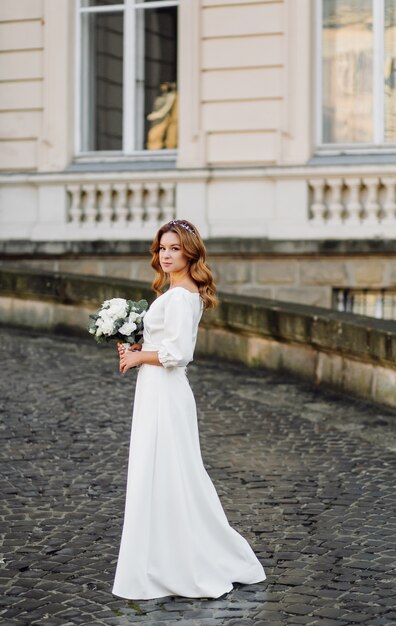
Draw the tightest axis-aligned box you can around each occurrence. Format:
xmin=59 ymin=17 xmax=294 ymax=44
xmin=309 ymin=179 xmax=326 ymax=222
xmin=145 ymin=183 xmax=161 ymax=227
xmin=381 ymin=177 xmax=396 ymax=221
xmin=130 ymin=184 xmax=145 ymax=225
xmin=160 ymin=182 xmax=176 ymax=222
xmin=364 ymin=177 xmax=380 ymax=224
xmin=97 ymin=184 xmax=113 ymax=226
xmin=328 ymin=178 xmax=344 ymax=221
xmin=83 ymin=185 xmax=98 ymax=225
xmin=113 ymin=184 xmax=129 ymax=226
xmin=67 ymin=185 xmax=82 ymax=224
xmin=345 ymin=178 xmax=362 ymax=222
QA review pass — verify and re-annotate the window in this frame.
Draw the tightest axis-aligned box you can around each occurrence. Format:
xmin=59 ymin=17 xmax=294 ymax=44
xmin=316 ymin=0 xmax=396 ymax=150
xmin=334 ymin=288 xmax=396 ymax=320
xmin=76 ymin=0 xmax=178 ymax=155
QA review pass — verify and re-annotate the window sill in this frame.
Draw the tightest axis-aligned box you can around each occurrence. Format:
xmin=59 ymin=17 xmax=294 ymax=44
xmin=66 ymin=153 xmax=177 ymax=173
xmin=309 ymin=150 xmax=396 ymax=166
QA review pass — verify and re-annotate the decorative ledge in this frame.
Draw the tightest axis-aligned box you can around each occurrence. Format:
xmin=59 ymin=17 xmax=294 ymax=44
xmin=3 ymin=238 xmax=396 ymax=258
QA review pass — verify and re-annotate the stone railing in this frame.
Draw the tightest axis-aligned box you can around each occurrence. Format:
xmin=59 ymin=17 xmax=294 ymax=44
xmin=1 ymin=164 xmax=396 ymax=242
xmin=66 ymin=180 xmax=176 ymax=232
xmin=1 ymin=266 xmax=396 ymax=409
xmin=309 ymin=175 xmax=396 ymax=225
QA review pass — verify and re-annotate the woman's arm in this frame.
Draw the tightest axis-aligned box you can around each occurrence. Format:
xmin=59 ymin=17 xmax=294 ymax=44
xmin=118 ymin=344 xmax=161 ymax=374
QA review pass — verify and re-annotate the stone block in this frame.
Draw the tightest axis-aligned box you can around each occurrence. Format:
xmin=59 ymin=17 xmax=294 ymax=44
xmin=255 ymin=260 xmax=297 ymax=285
xmin=277 ymin=342 xmax=316 ymax=379
xmin=368 ymin=329 xmax=396 ymax=363
xmin=277 ymin=311 xmax=311 ymax=343
xmin=134 ymin=260 xmax=156 ymax=282
xmin=341 ymin=358 xmax=374 ymax=399
xmin=372 ymin=367 xmax=396 ymax=408
xmin=58 ymin=259 xmax=102 ymax=276
xmin=247 ymin=336 xmax=281 ymax=369
xmin=275 ymin=287 xmax=331 ymax=308
xmin=235 ymin=286 xmax=274 ymax=299
xmin=0 ymin=296 xmax=52 ymax=330
xmin=341 ymin=322 xmax=371 ymax=358
xmin=299 ymin=260 xmax=348 ymax=286
xmin=26 ymin=260 xmax=58 ymax=272
xmin=52 ymin=303 xmax=93 ymax=337
xmin=315 ymin=352 xmax=343 ymax=388
xmin=223 ymin=261 xmax=251 ymax=284
xmin=311 ymin=316 xmax=344 ymax=352
xmin=204 ymin=328 xmax=249 ymax=364
xmin=348 ymin=260 xmax=386 ymax=287
xmin=101 ymin=260 xmax=132 ymax=280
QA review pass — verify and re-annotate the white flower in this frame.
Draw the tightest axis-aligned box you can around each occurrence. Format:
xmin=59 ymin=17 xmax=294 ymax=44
xmin=128 ymin=311 xmax=140 ymax=322
xmin=119 ymin=321 xmax=137 ymax=336
xmin=99 ymin=309 xmax=112 ymax=321
xmin=102 ymin=298 xmax=128 ymax=320
xmin=96 ymin=317 xmax=115 ymax=335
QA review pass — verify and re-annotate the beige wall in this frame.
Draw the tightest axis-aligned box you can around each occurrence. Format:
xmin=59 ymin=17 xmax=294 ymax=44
xmin=201 ymin=0 xmax=284 ymax=165
xmin=0 ymin=0 xmax=313 ymax=172
xmin=0 ymin=0 xmax=44 ymax=171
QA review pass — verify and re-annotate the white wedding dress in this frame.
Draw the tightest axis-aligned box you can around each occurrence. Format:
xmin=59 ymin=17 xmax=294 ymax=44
xmin=112 ymin=286 xmax=266 ymax=599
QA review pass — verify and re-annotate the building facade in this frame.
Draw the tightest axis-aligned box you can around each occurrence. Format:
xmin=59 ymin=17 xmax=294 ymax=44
xmin=1 ymin=0 xmax=396 ymax=316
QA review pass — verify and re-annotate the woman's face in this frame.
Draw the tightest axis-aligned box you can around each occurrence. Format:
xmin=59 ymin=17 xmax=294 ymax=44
xmin=159 ymin=231 xmax=189 ymax=274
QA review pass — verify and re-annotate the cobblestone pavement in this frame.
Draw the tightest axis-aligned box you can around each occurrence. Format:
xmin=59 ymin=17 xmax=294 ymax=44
xmin=1 ymin=326 xmax=396 ymax=626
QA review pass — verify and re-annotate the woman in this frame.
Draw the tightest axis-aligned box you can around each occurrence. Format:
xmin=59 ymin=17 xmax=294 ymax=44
xmin=112 ymin=219 xmax=266 ymax=600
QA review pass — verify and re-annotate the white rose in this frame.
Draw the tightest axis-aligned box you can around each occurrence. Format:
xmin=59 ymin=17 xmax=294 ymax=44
xmin=119 ymin=321 xmax=137 ymax=336
xmin=109 ymin=301 xmax=128 ymax=320
xmin=97 ymin=317 xmax=115 ymax=335
xmin=99 ymin=309 xmax=112 ymax=321
xmin=102 ymin=298 xmax=128 ymax=319
xmin=104 ymin=297 xmax=125 ymax=308
xmin=128 ymin=311 xmax=139 ymax=322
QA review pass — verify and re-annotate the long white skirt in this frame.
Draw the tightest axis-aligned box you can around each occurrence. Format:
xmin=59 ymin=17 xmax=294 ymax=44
xmin=112 ymin=363 xmax=266 ymax=600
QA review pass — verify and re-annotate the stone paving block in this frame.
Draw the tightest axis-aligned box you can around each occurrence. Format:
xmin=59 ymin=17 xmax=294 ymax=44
xmin=0 ymin=327 xmax=395 ymax=626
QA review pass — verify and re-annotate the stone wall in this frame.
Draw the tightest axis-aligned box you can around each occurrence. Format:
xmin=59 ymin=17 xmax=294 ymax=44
xmin=1 ymin=265 xmax=396 ymax=409
xmin=2 ymin=238 xmax=396 ymax=309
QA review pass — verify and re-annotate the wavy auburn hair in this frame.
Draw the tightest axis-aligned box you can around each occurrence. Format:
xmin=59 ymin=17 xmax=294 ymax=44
xmin=150 ymin=219 xmax=218 ymax=310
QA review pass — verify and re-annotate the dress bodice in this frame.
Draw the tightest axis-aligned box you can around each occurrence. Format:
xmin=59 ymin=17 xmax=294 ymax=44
xmin=141 ymin=287 xmax=204 ymax=368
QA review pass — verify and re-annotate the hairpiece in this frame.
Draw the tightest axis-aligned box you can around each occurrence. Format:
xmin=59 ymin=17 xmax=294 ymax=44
xmin=168 ymin=220 xmax=196 ymax=236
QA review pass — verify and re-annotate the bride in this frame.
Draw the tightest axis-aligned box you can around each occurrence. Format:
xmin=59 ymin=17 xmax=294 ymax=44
xmin=112 ymin=219 xmax=266 ymax=600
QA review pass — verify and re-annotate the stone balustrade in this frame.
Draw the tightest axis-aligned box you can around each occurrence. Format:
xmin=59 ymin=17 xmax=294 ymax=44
xmin=1 ymin=266 xmax=396 ymax=409
xmin=309 ymin=175 xmax=396 ymax=225
xmin=2 ymin=165 xmax=396 ymax=241
xmin=66 ymin=181 xmax=176 ymax=231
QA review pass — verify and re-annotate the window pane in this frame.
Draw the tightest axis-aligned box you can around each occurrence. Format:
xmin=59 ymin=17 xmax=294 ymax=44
xmin=81 ymin=1 xmax=123 ymax=7
xmin=322 ymin=0 xmax=373 ymax=144
xmin=136 ymin=6 xmax=178 ymax=151
xmin=81 ymin=12 xmax=123 ymax=151
xmin=385 ymin=0 xmax=396 ymax=142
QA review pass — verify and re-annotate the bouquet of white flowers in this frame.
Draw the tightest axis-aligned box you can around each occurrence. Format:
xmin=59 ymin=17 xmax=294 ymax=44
xmin=88 ymin=297 xmax=148 ymax=348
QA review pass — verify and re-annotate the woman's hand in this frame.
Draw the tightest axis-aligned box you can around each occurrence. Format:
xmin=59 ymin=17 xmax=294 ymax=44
xmin=117 ymin=343 xmax=143 ymax=374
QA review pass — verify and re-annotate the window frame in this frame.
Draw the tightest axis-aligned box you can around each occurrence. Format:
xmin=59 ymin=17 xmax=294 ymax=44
xmin=315 ymin=0 xmax=396 ymax=155
xmin=74 ymin=0 xmax=179 ymax=158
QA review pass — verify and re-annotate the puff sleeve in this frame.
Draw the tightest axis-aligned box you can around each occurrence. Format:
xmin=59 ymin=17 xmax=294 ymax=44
xmin=157 ymin=289 xmax=195 ymax=368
